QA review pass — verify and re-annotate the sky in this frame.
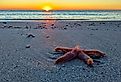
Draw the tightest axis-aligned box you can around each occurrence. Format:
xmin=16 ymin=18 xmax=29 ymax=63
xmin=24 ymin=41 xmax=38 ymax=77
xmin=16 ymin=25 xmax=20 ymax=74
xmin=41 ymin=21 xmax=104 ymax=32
xmin=0 ymin=0 xmax=121 ymax=10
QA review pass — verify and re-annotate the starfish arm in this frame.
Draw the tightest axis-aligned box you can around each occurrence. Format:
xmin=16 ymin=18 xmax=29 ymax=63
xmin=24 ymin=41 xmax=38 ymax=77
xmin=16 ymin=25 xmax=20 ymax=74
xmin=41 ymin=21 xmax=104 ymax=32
xmin=54 ymin=47 xmax=73 ymax=53
xmin=55 ymin=46 xmax=80 ymax=64
xmin=83 ymin=49 xmax=105 ymax=57
xmin=55 ymin=51 xmax=76 ymax=64
xmin=54 ymin=45 xmax=82 ymax=53
xmin=78 ymin=51 xmax=94 ymax=65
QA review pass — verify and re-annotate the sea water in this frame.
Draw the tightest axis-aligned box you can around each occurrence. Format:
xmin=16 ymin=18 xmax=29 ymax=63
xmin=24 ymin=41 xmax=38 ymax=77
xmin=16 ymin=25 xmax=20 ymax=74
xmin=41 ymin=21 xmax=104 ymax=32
xmin=0 ymin=10 xmax=121 ymax=21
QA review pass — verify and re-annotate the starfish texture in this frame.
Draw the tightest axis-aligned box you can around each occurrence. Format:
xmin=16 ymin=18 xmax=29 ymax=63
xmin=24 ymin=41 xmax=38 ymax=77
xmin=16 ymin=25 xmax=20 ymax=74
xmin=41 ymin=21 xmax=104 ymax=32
xmin=54 ymin=45 xmax=105 ymax=65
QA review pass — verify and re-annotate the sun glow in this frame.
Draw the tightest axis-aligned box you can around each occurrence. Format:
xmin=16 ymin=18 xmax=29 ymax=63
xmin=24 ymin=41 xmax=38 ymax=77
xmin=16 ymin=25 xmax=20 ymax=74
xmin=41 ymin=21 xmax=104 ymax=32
xmin=0 ymin=0 xmax=121 ymax=10
xmin=42 ymin=6 xmax=52 ymax=11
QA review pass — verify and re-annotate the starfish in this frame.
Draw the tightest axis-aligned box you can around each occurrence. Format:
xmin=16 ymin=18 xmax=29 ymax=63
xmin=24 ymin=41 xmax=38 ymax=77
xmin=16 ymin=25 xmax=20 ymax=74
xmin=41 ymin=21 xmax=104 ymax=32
xmin=54 ymin=45 xmax=105 ymax=66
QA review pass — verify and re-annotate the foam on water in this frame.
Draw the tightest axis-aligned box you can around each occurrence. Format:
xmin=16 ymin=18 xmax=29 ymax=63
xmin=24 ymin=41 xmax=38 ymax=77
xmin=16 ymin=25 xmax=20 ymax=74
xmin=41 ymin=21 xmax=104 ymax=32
xmin=0 ymin=10 xmax=121 ymax=21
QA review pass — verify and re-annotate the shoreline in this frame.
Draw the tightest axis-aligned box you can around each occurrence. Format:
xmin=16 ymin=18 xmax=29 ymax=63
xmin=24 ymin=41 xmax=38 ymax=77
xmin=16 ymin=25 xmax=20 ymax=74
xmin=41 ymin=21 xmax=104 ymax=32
xmin=0 ymin=19 xmax=121 ymax=22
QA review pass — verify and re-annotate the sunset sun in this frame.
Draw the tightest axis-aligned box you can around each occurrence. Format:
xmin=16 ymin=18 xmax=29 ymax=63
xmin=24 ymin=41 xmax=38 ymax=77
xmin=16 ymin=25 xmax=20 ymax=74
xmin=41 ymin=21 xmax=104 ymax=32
xmin=42 ymin=6 xmax=52 ymax=11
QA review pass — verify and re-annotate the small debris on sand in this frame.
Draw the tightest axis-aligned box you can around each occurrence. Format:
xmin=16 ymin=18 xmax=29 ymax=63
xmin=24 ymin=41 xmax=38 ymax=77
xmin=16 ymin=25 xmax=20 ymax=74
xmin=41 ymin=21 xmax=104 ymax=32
xmin=3 ymin=22 xmax=7 ymax=24
xmin=46 ymin=35 xmax=50 ymax=38
xmin=26 ymin=45 xmax=31 ymax=48
xmin=8 ymin=25 xmax=13 ymax=28
xmin=27 ymin=33 xmax=35 ymax=38
xmin=51 ymin=24 xmax=54 ymax=26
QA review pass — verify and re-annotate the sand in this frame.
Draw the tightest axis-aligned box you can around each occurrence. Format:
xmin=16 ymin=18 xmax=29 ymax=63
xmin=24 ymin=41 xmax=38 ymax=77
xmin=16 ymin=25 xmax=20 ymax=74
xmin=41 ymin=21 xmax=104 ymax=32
xmin=0 ymin=20 xmax=121 ymax=82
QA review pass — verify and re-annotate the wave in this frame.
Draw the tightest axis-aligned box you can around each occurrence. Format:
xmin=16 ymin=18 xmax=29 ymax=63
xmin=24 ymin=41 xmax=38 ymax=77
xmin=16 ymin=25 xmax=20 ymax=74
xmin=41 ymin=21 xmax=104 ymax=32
xmin=0 ymin=10 xmax=121 ymax=21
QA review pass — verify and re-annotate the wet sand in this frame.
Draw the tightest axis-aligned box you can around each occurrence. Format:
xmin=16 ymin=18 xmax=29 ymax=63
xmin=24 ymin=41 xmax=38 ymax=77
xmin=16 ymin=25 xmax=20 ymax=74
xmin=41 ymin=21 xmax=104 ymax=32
xmin=0 ymin=20 xmax=121 ymax=82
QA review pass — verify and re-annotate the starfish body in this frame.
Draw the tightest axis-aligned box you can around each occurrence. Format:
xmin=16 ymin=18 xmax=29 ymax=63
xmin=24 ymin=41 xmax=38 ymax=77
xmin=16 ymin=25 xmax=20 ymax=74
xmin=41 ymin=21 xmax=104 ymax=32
xmin=54 ymin=46 xmax=105 ymax=65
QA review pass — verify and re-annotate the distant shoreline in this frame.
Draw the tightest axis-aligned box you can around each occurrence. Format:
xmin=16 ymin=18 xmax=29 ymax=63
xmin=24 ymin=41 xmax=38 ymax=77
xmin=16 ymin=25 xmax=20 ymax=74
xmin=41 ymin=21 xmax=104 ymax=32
xmin=0 ymin=19 xmax=121 ymax=22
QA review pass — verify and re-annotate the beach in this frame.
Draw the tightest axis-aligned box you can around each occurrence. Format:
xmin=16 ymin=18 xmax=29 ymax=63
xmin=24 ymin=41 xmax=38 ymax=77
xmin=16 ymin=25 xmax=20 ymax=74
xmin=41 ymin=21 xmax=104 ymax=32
xmin=0 ymin=20 xmax=121 ymax=82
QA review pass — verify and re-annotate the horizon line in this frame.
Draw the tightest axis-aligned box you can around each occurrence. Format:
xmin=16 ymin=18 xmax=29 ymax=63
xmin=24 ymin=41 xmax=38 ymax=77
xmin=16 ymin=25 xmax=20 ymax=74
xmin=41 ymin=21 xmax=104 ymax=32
xmin=0 ymin=9 xmax=121 ymax=11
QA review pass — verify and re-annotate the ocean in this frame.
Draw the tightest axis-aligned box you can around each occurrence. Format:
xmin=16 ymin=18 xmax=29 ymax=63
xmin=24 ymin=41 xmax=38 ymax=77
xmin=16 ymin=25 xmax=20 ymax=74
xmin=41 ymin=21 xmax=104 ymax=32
xmin=0 ymin=10 xmax=121 ymax=21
